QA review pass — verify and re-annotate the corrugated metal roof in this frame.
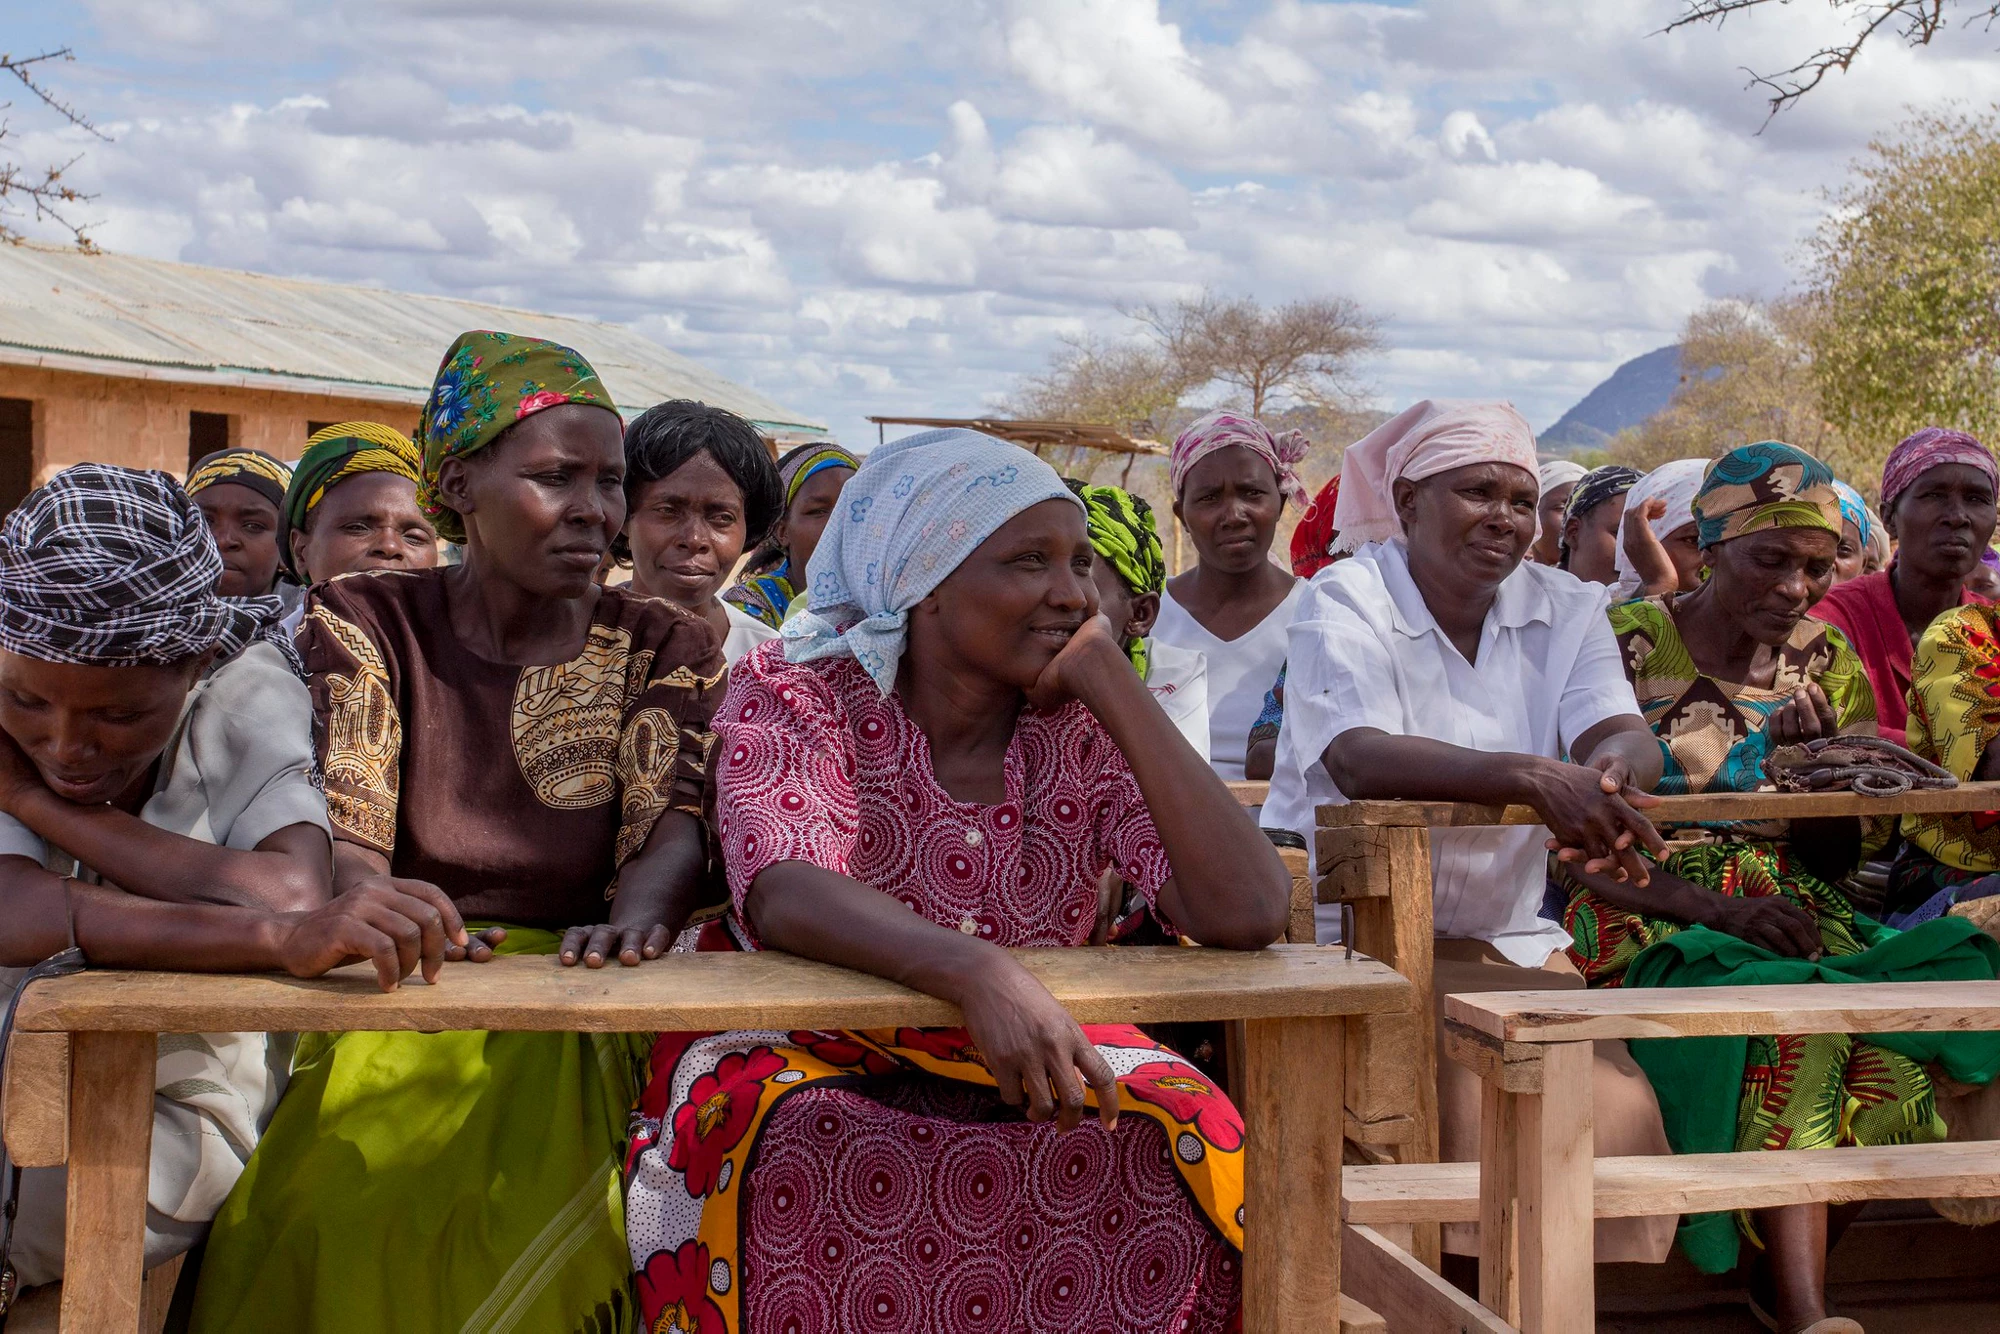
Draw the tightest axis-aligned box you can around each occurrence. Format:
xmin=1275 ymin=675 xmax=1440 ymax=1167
xmin=0 ymin=244 xmax=826 ymax=435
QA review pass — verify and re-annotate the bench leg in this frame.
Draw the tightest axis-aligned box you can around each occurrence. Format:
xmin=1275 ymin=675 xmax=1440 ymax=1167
xmin=1516 ymin=1041 xmax=1593 ymax=1334
xmin=1477 ymin=1077 xmax=1522 ymax=1326
xmin=1242 ymin=1014 xmax=1345 ymax=1334
xmin=59 ymin=1031 xmax=154 ymax=1334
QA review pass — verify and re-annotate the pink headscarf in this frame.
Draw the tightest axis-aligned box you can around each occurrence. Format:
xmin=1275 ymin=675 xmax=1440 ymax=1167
xmin=1330 ymin=400 xmax=1539 ymax=553
xmin=1169 ymin=411 xmax=1310 ymax=507
xmin=1880 ymin=427 xmax=1997 ymax=512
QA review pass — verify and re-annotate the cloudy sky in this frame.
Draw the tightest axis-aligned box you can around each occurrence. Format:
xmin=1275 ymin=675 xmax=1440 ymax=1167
xmin=11 ymin=0 xmax=2000 ymax=446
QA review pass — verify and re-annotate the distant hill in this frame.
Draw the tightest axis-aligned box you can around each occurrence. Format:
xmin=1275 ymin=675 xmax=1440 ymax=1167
xmin=1540 ymin=346 xmax=1682 ymax=453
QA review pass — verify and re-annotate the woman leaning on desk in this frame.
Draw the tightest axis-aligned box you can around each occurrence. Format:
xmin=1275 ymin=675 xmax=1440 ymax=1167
xmin=1259 ymin=398 xmax=1679 ymax=1268
xmin=625 ymin=427 xmax=1288 ymax=1332
xmin=1560 ymin=441 xmax=2000 ymax=1334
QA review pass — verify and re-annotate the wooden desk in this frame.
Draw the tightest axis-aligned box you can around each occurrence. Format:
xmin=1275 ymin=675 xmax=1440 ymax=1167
xmin=1442 ymin=980 xmax=2000 ymax=1334
xmin=6 ymin=944 xmax=1408 ymax=1334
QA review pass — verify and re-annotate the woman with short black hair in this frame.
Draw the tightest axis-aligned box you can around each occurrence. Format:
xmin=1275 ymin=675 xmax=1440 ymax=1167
xmin=623 ymin=399 xmax=786 ymax=661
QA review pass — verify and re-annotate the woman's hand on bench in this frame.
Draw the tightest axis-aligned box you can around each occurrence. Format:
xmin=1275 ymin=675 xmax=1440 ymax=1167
xmin=273 ymin=878 xmax=469 ymax=990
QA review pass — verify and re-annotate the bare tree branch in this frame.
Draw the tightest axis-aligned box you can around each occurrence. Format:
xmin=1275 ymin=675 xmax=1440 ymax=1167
xmin=1663 ymin=0 xmax=1998 ymax=118
xmin=0 ymin=47 xmax=107 ymax=249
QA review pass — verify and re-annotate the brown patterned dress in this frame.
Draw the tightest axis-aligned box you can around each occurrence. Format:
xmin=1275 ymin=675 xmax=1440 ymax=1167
xmin=302 ymin=567 xmax=725 ymax=927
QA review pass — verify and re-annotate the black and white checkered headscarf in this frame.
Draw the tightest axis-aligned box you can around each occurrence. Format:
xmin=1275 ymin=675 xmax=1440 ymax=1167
xmin=0 ymin=464 xmax=298 ymax=671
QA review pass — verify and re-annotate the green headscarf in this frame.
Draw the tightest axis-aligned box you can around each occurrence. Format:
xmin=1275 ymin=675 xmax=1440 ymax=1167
xmin=413 ymin=330 xmax=617 ymax=543
xmin=1064 ymin=479 xmax=1167 ymax=676
xmin=280 ymin=421 xmax=423 ymax=580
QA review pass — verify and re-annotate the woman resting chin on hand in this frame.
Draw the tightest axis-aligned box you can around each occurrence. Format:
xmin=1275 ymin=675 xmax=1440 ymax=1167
xmin=626 ymin=429 xmax=1289 ymax=1333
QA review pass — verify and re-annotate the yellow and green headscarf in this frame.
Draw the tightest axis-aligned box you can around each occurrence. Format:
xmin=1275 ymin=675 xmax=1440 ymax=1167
xmin=413 ymin=330 xmax=617 ymax=543
xmin=186 ymin=448 xmax=292 ymax=511
xmin=1692 ymin=441 xmax=1841 ymax=549
xmin=279 ymin=422 xmax=423 ymax=580
xmin=1065 ymin=479 xmax=1167 ymax=675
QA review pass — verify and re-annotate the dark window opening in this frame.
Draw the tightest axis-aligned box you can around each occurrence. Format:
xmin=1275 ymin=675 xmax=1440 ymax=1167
xmin=188 ymin=412 xmax=232 ymax=472
xmin=307 ymin=420 xmax=337 ymax=439
xmin=0 ymin=398 xmax=32 ymax=517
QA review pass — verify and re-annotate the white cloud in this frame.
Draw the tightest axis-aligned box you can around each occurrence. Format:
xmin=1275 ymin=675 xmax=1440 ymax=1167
xmin=21 ymin=0 xmax=2000 ymax=441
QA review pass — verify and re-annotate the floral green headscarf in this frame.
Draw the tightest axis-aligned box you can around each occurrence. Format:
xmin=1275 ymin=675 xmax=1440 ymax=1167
xmin=1064 ymin=478 xmax=1166 ymax=676
xmin=413 ymin=330 xmax=618 ymax=543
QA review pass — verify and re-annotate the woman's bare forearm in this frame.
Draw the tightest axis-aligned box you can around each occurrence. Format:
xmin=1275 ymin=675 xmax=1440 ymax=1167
xmin=1067 ymin=643 xmax=1287 ymax=949
xmin=5 ymin=785 xmax=329 ymax=911
xmin=0 ymin=854 xmax=288 ymax=971
xmin=608 ymin=810 xmax=709 ymax=937
xmin=747 ymin=860 xmax=1018 ymax=1001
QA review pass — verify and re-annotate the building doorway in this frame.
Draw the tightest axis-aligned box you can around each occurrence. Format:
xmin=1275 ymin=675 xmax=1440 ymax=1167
xmin=188 ymin=411 xmax=232 ymax=472
xmin=0 ymin=398 xmax=30 ymax=516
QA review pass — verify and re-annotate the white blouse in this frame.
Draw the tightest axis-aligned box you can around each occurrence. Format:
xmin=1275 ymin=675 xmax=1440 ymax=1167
xmin=722 ymin=602 xmax=781 ymax=665
xmin=1153 ymin=580 xmax=1303 ymax=781
xmin=1261 ymin=540 xmax=1639 ymax=965
xmin=1143 ymin=638 xmax=1210 ymax=758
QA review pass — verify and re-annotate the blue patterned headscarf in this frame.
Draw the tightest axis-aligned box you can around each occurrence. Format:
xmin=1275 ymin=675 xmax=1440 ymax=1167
xmin=1832 ymin=480 xmax=1874 ymax=551
xmin=781 ymin=428 xmax=1082 ymax=694
xmin=1691 ymin=441 xmax=1841 ymax=549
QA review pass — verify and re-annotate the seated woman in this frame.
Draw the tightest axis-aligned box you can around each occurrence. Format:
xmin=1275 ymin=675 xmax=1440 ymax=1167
xmin=1561 ymin=441 xmax=2000 ymax=1334
xmin=1831 ymin=481 xmax=1877 ymax=587
xmin=1816 ymin=428 xmax=1999 ymax=745
xmin=1889 ymin=604 xmax=2000 ymax=922
xmin=624 ymin=428 xmax=1289 ymax=1332
xmin=186 ymin=447 xmax=295 ymax=601
xmin=1259 ymin=398 xmax=1676 ymax=1265
xmin=1614 ymin=458 xmax=1709 ymax=599
xmin=622 ymin=399 xmax=786 ymax=663
xmin=1246 ymin=476 xmax=1349 ymax=781
xmin=0 ymin=465 xmax=456 ymax=1294
xmin=1533 ymin=458 xmax=1586 ymax=567
xmin=722 ymin=441 xmax=858 ymax=631
xmin=189 ymin=332 xmax=727 ymax=1333
xmin=1559 ymin=463 xmax=1643 ymax=585
xmin=1152 ymin=411 xmax=1307 ymax=780
xmin=279 ymin=421 xmax=438 ymax=587
xmin=1067 ymin=478 xmax=1208 ymax=755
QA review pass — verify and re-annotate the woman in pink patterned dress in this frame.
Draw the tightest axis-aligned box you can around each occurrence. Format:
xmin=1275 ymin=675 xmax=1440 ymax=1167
xmin=625 ymin=428 xmax=1291 ymax=1333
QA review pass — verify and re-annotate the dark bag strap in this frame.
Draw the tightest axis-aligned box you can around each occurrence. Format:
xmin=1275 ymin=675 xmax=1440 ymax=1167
xmin=0 ymin=884 xmax=86 ymax=1325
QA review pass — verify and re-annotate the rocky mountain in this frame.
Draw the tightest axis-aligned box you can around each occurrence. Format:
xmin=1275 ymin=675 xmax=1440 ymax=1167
xmin=1539 ymin=345 xmax=1682 ymax=453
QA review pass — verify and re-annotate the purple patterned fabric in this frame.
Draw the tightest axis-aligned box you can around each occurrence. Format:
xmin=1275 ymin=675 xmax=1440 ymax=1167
xmin=1881 ymin=427 xmax=1998 ymax=512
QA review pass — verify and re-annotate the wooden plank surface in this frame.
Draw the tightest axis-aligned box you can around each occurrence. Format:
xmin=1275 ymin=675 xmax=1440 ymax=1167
xmin=1342 ymin=1225 xmax=1517 ymax=1334
xmin=59 ymin=1030 xmax=154 ymax=1333
xmin=1318 ymin=780 xmax=2000 ymax=829
xmin=1343 ymin=1138 xmax=2000 ymax=1223
xmin=1243 ymin=1014 xmax=1346 ymax=1334
xmin=14 ymin=945 xmax=1410 ymax=1036
xmin=1515 ymin=1041 xmax=1594 ymax=1334
xmin=1445 ymin=982 xmax=2000 ymax=1043
xmin=1338 ymin=1294 xmax=1388 ymax=1334
xmin=3 ymin=1029 xmax=69 ymax=1166
xmin=1231 ymin=780 xmax=1271 ymax=806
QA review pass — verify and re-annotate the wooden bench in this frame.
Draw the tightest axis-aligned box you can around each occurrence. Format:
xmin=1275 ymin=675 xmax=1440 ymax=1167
xmin=1431 ymin=980 xmax=2000 ymax=1334
xmin=2 ymin=944 xmax=1409 ymax=1334
xmin=1313 ymin=779 xmax=2000 ymax=1275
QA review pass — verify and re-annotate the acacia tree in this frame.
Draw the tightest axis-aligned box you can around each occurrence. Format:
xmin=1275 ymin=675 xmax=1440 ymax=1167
xmin=1805 ymin=111 xmax=2000 ymax=455
xmin=1666 ymin=1 xmax=2000 ymax=116
xmin=0 ymin=47 xmax=105 ymax=248
xmin=1132 ymin=291 xmax=1381 ymax=419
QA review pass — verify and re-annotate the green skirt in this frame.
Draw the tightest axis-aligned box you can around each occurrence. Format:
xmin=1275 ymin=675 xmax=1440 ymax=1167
xmin=187 ymin=928 xmax=650 ymax=1334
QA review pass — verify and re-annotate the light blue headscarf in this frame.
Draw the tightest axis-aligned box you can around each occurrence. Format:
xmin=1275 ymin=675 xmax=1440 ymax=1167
xmin=1832 ymin=480 xmax=1874 ymax=551
xmin=781 ymin=428 xmax=1081 ymax=694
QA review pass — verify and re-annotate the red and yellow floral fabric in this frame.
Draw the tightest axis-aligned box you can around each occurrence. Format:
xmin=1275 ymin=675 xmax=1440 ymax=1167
xmin=626 ymin=1023 xmax=1244 ymax=1333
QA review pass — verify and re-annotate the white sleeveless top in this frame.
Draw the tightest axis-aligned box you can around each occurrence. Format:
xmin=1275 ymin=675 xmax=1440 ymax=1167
xmin=1152 ymin=579 xmax=1302 ymax=781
